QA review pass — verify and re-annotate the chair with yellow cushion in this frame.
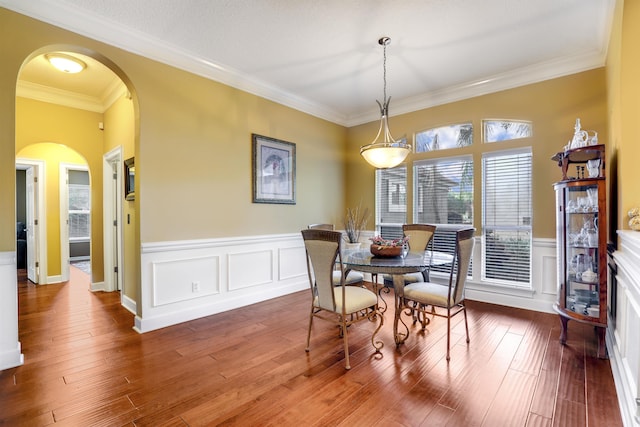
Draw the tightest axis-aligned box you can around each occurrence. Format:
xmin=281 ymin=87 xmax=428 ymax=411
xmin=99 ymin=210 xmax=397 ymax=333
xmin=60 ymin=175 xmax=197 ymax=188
xmin=396 ymin=227 xmax=475 ymax=361
xmin=301 ymin=229 xmax=383 ymax=369
xmin=382 ymin=223 xmax=437 ymax=286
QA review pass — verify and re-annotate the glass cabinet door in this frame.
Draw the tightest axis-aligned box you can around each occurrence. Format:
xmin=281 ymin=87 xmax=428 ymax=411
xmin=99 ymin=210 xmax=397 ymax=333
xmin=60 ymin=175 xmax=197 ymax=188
xmin=564 ymin=183 xmax=600 ymax=318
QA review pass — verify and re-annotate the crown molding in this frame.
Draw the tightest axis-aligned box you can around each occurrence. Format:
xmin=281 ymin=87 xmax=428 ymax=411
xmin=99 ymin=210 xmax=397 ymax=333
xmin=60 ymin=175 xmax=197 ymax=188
xmin=346 ymin=49 xmax=607 ymax=127
xmin=16 ymin=79 xmax=128 ymax=113
xmin=1 ymin=0 xmax=614 ymax=128
xmin=16 ymin=80 xmax=104 ymax=112
xmin=1 ymin=0 xmax=346 ymax=124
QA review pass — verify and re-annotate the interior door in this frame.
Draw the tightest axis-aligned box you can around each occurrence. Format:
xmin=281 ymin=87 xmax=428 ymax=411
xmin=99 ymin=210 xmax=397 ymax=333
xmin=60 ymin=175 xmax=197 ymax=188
xmin=26 ymin=166 xmax=38 ymax=283
xmin=112 ymin=161 xmax=120 ymax=291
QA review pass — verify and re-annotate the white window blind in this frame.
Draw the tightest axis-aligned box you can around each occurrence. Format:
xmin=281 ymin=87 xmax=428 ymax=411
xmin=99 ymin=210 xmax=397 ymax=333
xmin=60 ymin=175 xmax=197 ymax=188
xmin=482 ymin=149 xmax=532 ymax=286
xmin=375 ymin=166 xmax=407 ymax=239
xmin=68 ymin=184 xmax=90 ymax=240
xmin=413 ymin=156 xmax=474 ymax=274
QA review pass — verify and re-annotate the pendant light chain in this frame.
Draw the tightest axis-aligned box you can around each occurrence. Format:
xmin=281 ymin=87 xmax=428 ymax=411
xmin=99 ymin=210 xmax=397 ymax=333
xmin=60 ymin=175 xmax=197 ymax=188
xmin=382 ymin=40 xmax=387 ymax=105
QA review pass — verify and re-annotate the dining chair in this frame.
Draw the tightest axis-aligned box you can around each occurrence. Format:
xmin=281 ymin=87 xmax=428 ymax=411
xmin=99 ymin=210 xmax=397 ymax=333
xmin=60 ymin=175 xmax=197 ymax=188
xmin=308 ymin=223 xmax=365 ymax=286
xmin=395 ymin=227 xmax=475 ymax=361
xmin=301 ymin=229 xmax=384 ymax=370
xmin=382 ymin=223 xmax=437 ymax=286
xmin=376 ymin=224 xmax=437 ymax=315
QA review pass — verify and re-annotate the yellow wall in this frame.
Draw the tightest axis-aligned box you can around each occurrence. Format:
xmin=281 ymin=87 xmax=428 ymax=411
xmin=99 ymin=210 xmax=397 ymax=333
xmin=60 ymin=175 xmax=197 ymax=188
xmin=104 ymin=95 xmax=137 ymax=301
xmin=16 ymin=142 xmax=87 ymax=276
xmin=0 ymin=7 xmax=347 ymax=289
xmin=347 ymin=69 xmax=608 ymax=239
xmin=607 ymin=0 xmax=640 ymax=234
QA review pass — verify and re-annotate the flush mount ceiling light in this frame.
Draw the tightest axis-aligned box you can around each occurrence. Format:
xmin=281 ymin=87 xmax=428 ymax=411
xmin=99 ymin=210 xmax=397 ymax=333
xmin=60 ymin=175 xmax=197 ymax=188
xmin=360 ymin=37 xmax=411 ymax=169
xmin=45 ymin=53 xmax=86 ymax=73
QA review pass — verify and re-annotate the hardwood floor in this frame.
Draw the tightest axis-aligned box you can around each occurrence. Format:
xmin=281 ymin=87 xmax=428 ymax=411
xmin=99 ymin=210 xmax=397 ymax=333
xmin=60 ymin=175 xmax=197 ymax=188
xmin=1 ymin=268 xmax=623 ymax=426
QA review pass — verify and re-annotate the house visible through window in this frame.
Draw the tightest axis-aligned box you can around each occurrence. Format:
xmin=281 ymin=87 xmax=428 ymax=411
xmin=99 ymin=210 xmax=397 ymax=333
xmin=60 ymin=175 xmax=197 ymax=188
xmin=375 ymin=166 xmax=407 ymax=240
xmin=413 ymin=156 xmax=474 ymax=275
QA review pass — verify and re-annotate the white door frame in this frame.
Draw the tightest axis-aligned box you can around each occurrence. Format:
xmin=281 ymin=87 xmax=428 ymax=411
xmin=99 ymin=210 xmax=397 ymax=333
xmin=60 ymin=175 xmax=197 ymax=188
xmin=103 ymin=146 xmax=124 ymax=294
xmin=59 ymin=163 xmax=89 ymax=283
xmin=16 ymin=159 xmax=47 ymax=284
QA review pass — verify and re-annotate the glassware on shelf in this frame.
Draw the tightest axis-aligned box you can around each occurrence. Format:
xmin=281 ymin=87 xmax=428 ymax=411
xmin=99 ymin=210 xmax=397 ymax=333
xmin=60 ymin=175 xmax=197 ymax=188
xmin=586 ymin=188 xmax=598 ymax=207
xmin=570 ymin=118 xmax=589 ymax=149
xmin=587 ymin=159 xmax=600 ymax=178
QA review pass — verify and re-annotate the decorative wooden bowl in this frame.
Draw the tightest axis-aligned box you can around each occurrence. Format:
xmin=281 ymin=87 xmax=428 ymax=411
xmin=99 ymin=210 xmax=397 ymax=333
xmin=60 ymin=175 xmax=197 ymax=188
xmin=370 ymin=244 xmax=402 ymax=257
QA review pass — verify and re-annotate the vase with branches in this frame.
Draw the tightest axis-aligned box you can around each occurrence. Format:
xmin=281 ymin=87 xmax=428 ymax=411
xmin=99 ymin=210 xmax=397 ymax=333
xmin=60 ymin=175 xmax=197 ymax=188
xmin=343 ymin=204 xmax=370 ymax=244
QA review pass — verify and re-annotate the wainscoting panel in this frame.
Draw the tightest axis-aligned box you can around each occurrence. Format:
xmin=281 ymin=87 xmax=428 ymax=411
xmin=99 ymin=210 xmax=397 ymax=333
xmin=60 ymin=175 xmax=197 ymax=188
xmin=228 ymin=250 xmax=272 ymax=291
xmin=0 ymin=251 xmax=23 ymax=370
xmin=136 ymin=233 xmax=307 ymax=333
xmin=608 ymin=230 xmax=640 ymax=426
xmin=464 ymin=237 xmax=557 ymax=313
xmin=278 ymin=245 xmax=307 ymax=281
xmin=152 ymin=255 xmax=220 ymax=306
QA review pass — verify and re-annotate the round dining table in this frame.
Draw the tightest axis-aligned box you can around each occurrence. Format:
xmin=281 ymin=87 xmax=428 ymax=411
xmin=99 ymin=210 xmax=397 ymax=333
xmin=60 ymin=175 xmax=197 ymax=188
xmin=343 ymin=249 xmax=453 ymax=346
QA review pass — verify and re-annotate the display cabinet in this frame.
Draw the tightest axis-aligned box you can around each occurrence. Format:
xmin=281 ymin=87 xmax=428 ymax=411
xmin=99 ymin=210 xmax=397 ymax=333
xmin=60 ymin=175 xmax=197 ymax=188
xmin=551 ymin=144 xmax=607 ymax=358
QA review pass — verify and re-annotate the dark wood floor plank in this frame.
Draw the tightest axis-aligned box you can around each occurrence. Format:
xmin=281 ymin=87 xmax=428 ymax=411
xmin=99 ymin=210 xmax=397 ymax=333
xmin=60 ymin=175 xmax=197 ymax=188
xmin=586 ymin=358 xmax=623 ymax=427
xmin=0 ymin=269 xmax=623 ymax=426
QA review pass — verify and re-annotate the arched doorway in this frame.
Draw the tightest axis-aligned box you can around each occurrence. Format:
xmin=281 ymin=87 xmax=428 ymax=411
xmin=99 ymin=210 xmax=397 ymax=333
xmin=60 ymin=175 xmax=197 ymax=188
xmin=16 ymin=143 xmax=90 ymax=284
xmin=15 ymin=47 xmax=136 ymax=305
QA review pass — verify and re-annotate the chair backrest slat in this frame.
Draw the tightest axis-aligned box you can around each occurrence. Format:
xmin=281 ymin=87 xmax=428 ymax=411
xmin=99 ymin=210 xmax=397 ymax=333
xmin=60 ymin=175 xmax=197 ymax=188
xmin=451 ymin=227 xmax=475 ymax=304
xmin=308 ymin=223 xmax=334 ymax=231
xmin=403 ymin=224 xmax=436 ymax=255
xmin=301 ymin=229 xmax=342 ymax=311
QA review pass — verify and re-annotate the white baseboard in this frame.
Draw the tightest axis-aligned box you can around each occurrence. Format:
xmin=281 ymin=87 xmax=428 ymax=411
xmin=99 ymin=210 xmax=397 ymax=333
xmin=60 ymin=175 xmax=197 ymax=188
xmin=134 ymin=280 xmax=306 ymax=333
xmin=47 ymin=275 xmax=63 ymax=284
xmin=122 ymin=294 xmax=136 ymax=315
xmin=90 ymin=281 xmax=106 ymax=292
xmin=0 ymin=342 xmax=24 ymax=371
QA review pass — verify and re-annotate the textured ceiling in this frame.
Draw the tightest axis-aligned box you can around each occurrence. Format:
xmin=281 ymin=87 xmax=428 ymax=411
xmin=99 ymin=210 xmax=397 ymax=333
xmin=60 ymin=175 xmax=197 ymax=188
xmin=2 ymin=0 xmax=615 ymax=125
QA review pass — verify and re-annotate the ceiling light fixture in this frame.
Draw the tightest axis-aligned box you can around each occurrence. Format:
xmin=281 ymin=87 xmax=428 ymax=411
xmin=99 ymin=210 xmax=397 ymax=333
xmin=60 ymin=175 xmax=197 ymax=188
xmin=360 ymin=37 xmax=411 ymax=169
xmin=45 ymin=53 xmax=86 ymax=73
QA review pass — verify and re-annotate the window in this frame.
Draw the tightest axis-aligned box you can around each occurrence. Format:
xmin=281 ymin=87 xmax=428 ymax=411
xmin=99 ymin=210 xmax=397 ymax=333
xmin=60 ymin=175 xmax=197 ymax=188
xmin=414 ymin=156 xmax=474 ymax=274
xmin=375 ymin=166 xmax=406 ymax=239
xmin=482 ymin=149 xmax=532 ymax=286
xmin=68 ymin=182 xmax=90 ymax=240
xmin=413 ymin=156 xmax=474 ymax=225
xmin=415 ymin=122 xmax=473 ymax=152
xmin=483 ymin=120 xmax=532 ymax=143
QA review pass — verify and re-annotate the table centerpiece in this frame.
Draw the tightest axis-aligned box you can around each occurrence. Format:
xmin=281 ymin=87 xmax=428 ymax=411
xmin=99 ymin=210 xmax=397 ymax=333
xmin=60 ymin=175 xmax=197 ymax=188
xmin=369 ymin=235 xmax=409 ymax=257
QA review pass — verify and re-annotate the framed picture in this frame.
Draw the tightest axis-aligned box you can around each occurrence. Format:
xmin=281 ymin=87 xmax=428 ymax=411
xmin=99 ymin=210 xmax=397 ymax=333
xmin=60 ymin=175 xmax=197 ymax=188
xmin=252 ymin=134 xmax=296 ymax=204
xmin=124 ymin=157 xmax=135 ymax=201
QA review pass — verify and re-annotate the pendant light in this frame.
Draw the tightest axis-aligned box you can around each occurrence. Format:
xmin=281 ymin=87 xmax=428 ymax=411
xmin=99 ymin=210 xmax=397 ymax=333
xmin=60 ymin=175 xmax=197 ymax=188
xmin=360 ymin=37 xmax=411 ymax=169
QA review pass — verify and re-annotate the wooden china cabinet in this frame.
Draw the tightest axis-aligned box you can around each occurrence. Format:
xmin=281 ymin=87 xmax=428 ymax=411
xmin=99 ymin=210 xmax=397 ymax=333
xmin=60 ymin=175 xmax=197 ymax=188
xmin=551 ymin=144 xmax=607 ymax=358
